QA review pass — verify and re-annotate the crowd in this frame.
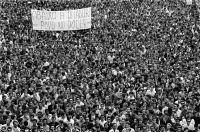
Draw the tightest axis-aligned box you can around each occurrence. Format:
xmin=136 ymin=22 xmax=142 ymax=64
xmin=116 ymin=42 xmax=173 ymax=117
xmin=0 ymin=0 xmax=200 ymax=132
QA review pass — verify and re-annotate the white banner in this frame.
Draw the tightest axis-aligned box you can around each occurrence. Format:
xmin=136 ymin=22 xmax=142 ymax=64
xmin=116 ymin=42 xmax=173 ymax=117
xmin=31 ymin=7 xmax=91 ymax=31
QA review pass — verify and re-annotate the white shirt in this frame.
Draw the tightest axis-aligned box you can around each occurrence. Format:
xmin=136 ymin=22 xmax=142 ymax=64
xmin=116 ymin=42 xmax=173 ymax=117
xmin=0 ymin=94 xmax=9 ymax=102
xmin=12 ymin=127 xmax=20 ymax=132
xmin=99 ymin=120 xmax=107 ymax=127
xmin=120 ymin=114 xmax=126 ymax=120
xmin=33 ymin=92 xmax=40 ymax=101
xmin=180 ymin=119 xmax=195 ymax=131
xmin=69 ymin=118 xmax=74 ymax=125
xmin=162 ymin=106 xmax=168 ymax=114
xmin=127 ymin=89 xmax=136 ymax=95
xmin=127 ymin=95 xmax=135 ymax=101
xmin=109 ymin=129 xmax=120 ymax=132
xmin=122 ymin=128 xmax=135 ymax=132
xmin=112 ymin=69 xmax=117 ymax=75
xmin=44 ymin=61 xmax=50 ymax=67
xmin=112 ymin=119 xmax=120 ymax=127
xmin=7 ymin=73 xmax=12 ymax=80
xmin=107 ymin=55 xmax=114 ymax=63
xmin=176 ymin=109 xmax=182 ymax=118
xmin=36 ymin=107 xmax=46 ymax=114
xmin=75 ymin=101 xmax=84 ymax=108
xmin=63 ymin=117 xmax=69 ymax=123
xmin=146 ymin=88 xmax=156 ymax=97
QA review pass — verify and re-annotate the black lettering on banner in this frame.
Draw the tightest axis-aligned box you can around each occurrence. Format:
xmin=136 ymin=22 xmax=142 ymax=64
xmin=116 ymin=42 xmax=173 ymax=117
xmin=79 ymin=10 xmax=82 ymax=19
xmin=41 ymin=21 xmax=45 ymax=29
xmin=45 ymin=11 xmax=56 ymax=21
xmin=85 ymin=8 xmax=90 ymax=18
xmin=73 ymin=20 xmax=77 ymax=29
xmin=64 ymin=21 xmax=68 ymax=30
xmin=66 ymin=11 xmax=69 ymax=20
xmin=73 ymin=10 xmax=76 ymax=19
xmin=58 ymin=21 xmax=61 ymax=29
xmin=83 ymin=9 xmax=87 ymax=18
xmin=41 ymin=21 xmax=55 ymax=30
xmin=47 ymin=12 xmax=51 ymax=20
xmin=49 ymin=21 xmax=55 ymax=30
xmin=68 ymin=10 xmax=73 ymax=19
xmin=58 ymin=21 xmax=65 ymax=29
xmin=87 ymin=18 xmax=91 ymax=28
xmin=83 ymin=18 xmax=87 ymax=29
xmin=46 ymin=12 xmax=50 ymax=20
xmin=82 ymin=18 xmax=90 ymax=29
xmin=85 ymin=8 xmax=89 ymax=18
xmin=81 ymin=10 xmax=85 ymax=18
xmin=81 ymin=18 xmax=85 ymax=29
xmin=52 ymin=12 xmax=56 ymax=20
xmin=32 ymin=10 xmax=37 ymax=21
xmin=78 ymin=19 xmax=81 ymax=29
xmin=82 ymin=10 xmax=87 ymax=18
xmin=69 ymin=19 xmax=76 ymax=30
xmin=42 ymin=12 xmax=46 ymax=20
xmin=76 ymin=19 xmax=80 ymax=29
xmin=60 ymin=12 xmax=65 ymax=20
xmin=81 ymin=9 xmax=85 ymax=18
xmin=36 ymin=11 xmax=42 ymax=20
xmin=80 ymin=19 xmax=83 ymax=29
xmin=87 ymin=8 xmax=91 ymax=17
xmin=75 ymin=10 xmax=78 ymax=19
xmin=77 ymin=19 xmax=81 ymax=30
xmin=64 ymin=21 xmax=67 ymax=29
xmin=76 ymin=10 xmax=80 ymax=19
xmin=84 ymin=9 xmax=87 ymax=18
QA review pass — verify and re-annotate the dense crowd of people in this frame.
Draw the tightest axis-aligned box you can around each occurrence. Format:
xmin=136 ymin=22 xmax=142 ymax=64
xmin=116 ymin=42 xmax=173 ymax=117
xmin=0 ymin=0 xmax=200 ymax=132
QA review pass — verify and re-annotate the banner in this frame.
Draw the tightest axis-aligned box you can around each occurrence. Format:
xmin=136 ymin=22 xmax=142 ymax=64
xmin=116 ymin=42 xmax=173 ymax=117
xmin=31 ymin=7 xmax=91 ymax=31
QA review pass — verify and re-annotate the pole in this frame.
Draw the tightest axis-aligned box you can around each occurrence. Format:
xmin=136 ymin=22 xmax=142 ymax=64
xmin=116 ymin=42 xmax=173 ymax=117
xmin=192 ymin=0 xmax=199 ymax=32
xmin=90 ymin=0 xmax=92 ymax=45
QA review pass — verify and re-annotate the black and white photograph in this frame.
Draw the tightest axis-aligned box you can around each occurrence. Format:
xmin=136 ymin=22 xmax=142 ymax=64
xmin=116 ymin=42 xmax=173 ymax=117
xmin=0 ymin=0 xmax=200 ymax=132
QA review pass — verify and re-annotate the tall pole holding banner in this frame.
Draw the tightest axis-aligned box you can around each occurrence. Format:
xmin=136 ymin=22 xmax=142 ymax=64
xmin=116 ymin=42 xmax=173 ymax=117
xmin=192 ymin=0 xmax=199 ymax=32
xmin=90 ymin=0 xmax=92 ymax=46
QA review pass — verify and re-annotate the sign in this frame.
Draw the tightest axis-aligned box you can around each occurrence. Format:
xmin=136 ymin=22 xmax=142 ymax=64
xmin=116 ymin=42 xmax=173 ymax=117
xmin=31 ymin=7 xmax=91 ymax=31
